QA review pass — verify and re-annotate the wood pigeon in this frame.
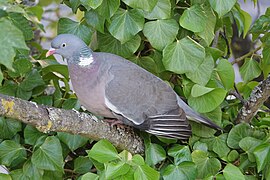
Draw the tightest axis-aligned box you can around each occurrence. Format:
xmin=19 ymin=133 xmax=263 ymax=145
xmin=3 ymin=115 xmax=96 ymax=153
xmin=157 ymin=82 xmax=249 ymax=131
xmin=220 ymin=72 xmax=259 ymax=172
xmin=46 ymin=34 xmax=221 ymax=140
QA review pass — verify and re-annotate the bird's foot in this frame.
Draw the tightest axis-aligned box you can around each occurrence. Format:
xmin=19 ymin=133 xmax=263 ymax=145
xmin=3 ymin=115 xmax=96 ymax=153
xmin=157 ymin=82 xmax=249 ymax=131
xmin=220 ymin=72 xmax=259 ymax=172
xmin=104 ymin=119 xmax=126 ymax=129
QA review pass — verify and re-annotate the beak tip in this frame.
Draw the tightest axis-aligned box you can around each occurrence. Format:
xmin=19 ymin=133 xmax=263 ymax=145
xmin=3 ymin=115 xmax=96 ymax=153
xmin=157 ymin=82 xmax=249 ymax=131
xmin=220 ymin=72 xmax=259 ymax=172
xmin=46 ymin=48 xmax=56 ymax=58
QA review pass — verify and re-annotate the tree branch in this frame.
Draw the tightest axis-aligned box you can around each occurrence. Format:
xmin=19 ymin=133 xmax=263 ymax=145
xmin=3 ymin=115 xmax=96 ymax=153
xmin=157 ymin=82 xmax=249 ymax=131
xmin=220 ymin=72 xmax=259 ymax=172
xmin=231 ymin=45 xmax=262 ymax=65
xmin=236 ymin=74 xmax=270 ymax=123
xmin=0 ymin=94 xmax=144 ymax=154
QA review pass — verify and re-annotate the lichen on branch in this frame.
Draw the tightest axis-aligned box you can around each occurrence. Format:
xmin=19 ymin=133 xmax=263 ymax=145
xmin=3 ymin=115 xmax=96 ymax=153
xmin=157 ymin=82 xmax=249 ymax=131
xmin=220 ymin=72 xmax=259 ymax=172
xmin=0 ymin=94 xmax=144 ymax=154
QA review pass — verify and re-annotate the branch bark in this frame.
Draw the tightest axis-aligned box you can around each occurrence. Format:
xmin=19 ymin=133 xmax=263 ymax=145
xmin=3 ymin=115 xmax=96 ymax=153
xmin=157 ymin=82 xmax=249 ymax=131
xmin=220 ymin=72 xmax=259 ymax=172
xmin=0 ymin=94 xmax=144 ymax=154
xmin=236 ymin=74 xmax=270 ymax=123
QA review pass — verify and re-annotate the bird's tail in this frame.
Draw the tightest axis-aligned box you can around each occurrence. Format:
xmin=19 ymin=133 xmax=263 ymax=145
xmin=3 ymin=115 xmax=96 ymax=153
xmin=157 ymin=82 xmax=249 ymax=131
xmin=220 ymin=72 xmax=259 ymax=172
xmin=176 ymin=96 xmax=222 ymax=130
xmin=139 ymin=108 xmax=192 ymax=140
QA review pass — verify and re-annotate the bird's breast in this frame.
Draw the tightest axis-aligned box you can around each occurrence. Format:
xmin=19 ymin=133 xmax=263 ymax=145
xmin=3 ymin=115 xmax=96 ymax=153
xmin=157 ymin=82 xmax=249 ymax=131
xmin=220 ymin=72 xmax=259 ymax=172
xmin=68 ymin=64 xmax=115 ymax=118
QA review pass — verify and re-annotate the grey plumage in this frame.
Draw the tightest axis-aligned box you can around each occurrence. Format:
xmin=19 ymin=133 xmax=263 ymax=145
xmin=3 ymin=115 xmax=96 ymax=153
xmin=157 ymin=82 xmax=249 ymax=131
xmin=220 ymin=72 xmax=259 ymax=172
xmin=47 ymin=34 xmax=221 ymax=140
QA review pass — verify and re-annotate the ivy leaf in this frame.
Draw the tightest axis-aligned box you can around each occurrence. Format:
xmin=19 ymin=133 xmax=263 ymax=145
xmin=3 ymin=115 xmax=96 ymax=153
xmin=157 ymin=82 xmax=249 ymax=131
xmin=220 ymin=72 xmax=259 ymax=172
xmin=82 ymin=172 xmax=99 ymax=180
xmin=227 ymin=150 xmax=239 ymax=162
xmin=168 ymin=145 xmax=192 ymax=165
xmin=57 ymin=132 xmax=88 ymax=151
xmin=0 ymin=18 xmax=29 ymax=69
xmin=85 ymin=9 xmax=105 ymax=33
xmin=145 ymin=143 xmax=166 ymax=167
xmin=143 ymin=0 xmax=171 ymax=20
xmin=98 ymin=32 xmax=141 ymax=58
xmin=0 ymin=117 xmax=21 ymax=139
xmin=9 ymin=12 xmax=33 ymax=40
xmin=108 ymin=8 xmax=144 ymax=43
xmin=180 ymin=4 xmax=207 ymax=33
xmin=254 ymin=143 xmax=270 ymax=172
xmin=163 ymin=162 xmax=197 ymax=180
xmin=96 ymin=0 xmax=120 ymax=19
xmin=192 ymin=150 xmax=221 ymax=179
xmin=188 ymin=86 xmax=227 ymax=113
xmin=74 ymin=156 xmax=93 ymax=174
xmin=31 ymin=136 xmax=64 ymax=171
xmin=239 ymin=58 xmax=261 ymax=82
xmin=105 ymin=161 xmax=130 ymax=179
xmin=143 ymin=19 xmax=179 ymax=51
xmin=186 ymin=51 xmax=214 ymax=85
xmin=0 ymin=140 xmax=26 ymax=166
xmin=88 ymin=139 xmax=119 ymax=163
xmin=122 ymin=0 xmax=158 ymax=12
xmin=58 ymin=17 xmax=93 ymax=45
xmin=239 ymin=137 xmax=262 ymax=162
xmin=134 ymin=164 xmax=160 ymax=180
xmin=212 ymin=134 xmax=230 ymax=158
xmin=209 ymin=0 xmax=237 ymax=17
xmin=130 ymin=56 xmax=158 ymax=75
xmin=23 ymin=160 xmax=44 ymax=180
xmin=162 ymin=37 xmax=205 ymax=74
xmin=216 ymin=58 xmax=235 ymax=90
xmin=80 ymin=0 xmax=103 ymax=9
xmin=227 ymin=123 xmax=251 ymax=149
xmin=19 ymin=69 xmax=45 ymax=91
xmin=24 ymin=125 xmax=46 ymax=146
xmin=223 ymin=163 xmax=245 ymax=180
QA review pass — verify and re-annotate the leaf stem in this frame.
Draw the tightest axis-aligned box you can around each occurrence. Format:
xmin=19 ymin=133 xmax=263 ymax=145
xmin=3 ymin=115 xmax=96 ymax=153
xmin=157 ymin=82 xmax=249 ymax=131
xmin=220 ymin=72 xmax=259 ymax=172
xmin=231 ymin=46 xmax=262 ymax=65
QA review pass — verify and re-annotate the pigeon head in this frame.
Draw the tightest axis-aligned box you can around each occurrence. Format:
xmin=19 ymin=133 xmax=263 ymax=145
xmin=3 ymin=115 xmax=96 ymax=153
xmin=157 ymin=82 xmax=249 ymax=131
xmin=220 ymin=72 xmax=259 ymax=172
xmin=46 ymin=34 xmax=88 ymax=60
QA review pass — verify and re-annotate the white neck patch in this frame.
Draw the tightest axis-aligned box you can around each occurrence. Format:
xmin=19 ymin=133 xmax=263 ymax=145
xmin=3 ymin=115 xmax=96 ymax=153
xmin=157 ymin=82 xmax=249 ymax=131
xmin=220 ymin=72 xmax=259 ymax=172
xmin=78 ymin=55 xmax=94 ymax=66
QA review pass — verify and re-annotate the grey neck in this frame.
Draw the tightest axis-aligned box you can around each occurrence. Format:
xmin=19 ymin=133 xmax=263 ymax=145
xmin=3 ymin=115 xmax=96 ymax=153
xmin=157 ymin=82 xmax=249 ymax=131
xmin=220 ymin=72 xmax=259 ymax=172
xmin=67 ymin=46 xmax=93 ymax=65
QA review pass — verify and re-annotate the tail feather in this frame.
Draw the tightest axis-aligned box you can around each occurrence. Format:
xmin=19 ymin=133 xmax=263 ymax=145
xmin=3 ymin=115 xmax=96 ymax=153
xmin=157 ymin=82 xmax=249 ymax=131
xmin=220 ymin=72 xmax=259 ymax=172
xmin=176 ymin=96 xmax=222 ymax=130
xmin=141 ymin=108 xmax=192 ymax=140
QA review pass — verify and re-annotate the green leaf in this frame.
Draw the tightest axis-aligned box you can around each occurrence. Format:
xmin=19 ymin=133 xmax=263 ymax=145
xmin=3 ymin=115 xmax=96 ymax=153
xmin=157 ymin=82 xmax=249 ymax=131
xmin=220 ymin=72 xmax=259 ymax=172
xmin=24 ymin=125 xmax=45 ymax=145
xmin=131 ymin=154 xmax=145 ymax=166
xmin=62 ymin=98 xmax=80 ymax=110
xmin=163 ymin=162 xmax=197 ymax=180
xmin=10 ymin=169 xmax=29 ymax=180
xmin=42 ymin=170 xmax=63 ymax=180
xmin=96 ymin=0 xmax=120 ymax=19
xmin=23 ymin=160 xmax=44 ymax=180
xmin=191 ymin=122 xmax=217 ymax=138
xmin=162 ymin=37 xmax=205 ymax=74
xmin=88 ymin=139 xmax=119 ymax=163
xmin=105 ymin=161 xmax=130 ymax=179
xmin=188 ymin=87 xmax=227 ymax=113
xmin=191 ymin=84 xmax=214 ymax=97
xmin=209 ymin=0 xmax=237 ymax=17
xmin=0 ymin=18 xmax=29 ymax=69
xmin=193 ymin=141 xmax=208 ymax=152
xmin=32 ymin=96 xmax=53 ymax=106
xmin=168 ymin=145 xmax=192 ymax=165
xmin=0 ymin=117 xmax=21 ymax=139
xmin=197 ymin=4 xmax=216 ymax=45
xmin=69 ymin=0 xmax=80 ymax=13
xmin=42 ymin=64 xmax=69 ymax=80
xmin=58 ymin=17 xmax=93 ymax=45
xmin=239 ymin=137 xmax=262 ymax=162
xmin=0 ymin=173 xmax=11 ymax=180
xmin=85 ymin=9 xmax=105 ymax=33
xmin=145 ymin=143 xmax=166 ymax=166
xmin=98 ymin=32 xmax=141 ymax=58
xmin=13 ymin=58 xmax=33 ymax=76
xmin=0 ymin=140 xmax=26 ymax=166
xmin=239 ymin=58 xmax=261 ymax=82
xmin=134 ymin=164 xmax=160 ymax=180
xmin=80 ymin=0 xmax=103 ymax=9
xmin=180 ymin=4 xmax=207 ymax=33
xmin=108 ymin=8 xmax=144 ymax=43
xmin=31 ymin=136 xmax=64 ymax=171
xmin=122 ymin=0 xmax=158 ymax=11
xmin=254 ymin=143 xmax=270 ymax=172
xmin=74 ymin=156 xmax=93 ymax=174
xmin=9 ymin=12 xmax=33 ymax=40
xmin=216 ymin=58 xmax=235 ymax=90
xmin=186 ymin=51 xmax=214 ymax=85
xmin=212 ymin=134 xmax=230 ymax=158
xmin=130 ymin=56 xmax=158 ymax=75
xmin=227 ymin=123 xmax=251 ymax=149
xmin=57 ymin=132 xmax=88 ymax=151
xmin=192 ymin=150 xmax=221 ymax=178
xmin=143 ymin=19 xmax=179 ymax=51
xmin=223 ymin=163 xmax=245 ymax=180
xmin=143 ymin=0 xmax=171 ymax=20
xmin=81 ymin=172 xmax=99 ymax=180
xmin=19 ymin=69 xmax=45 ymax=91
xmin=227 ymin=150 xmax=239 ymax=162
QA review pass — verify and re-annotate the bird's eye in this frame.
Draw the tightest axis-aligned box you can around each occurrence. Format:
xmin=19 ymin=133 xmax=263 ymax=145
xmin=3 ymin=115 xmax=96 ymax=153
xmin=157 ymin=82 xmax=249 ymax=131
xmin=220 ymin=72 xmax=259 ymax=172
xmin=62 ymin=43 xmax=66 ymax=48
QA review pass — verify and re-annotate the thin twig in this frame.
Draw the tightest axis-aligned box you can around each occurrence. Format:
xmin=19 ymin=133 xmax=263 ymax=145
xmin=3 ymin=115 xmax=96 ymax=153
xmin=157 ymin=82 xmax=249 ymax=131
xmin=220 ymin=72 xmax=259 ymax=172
xmin=231 ymin=46 xmax=262 ymax=65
